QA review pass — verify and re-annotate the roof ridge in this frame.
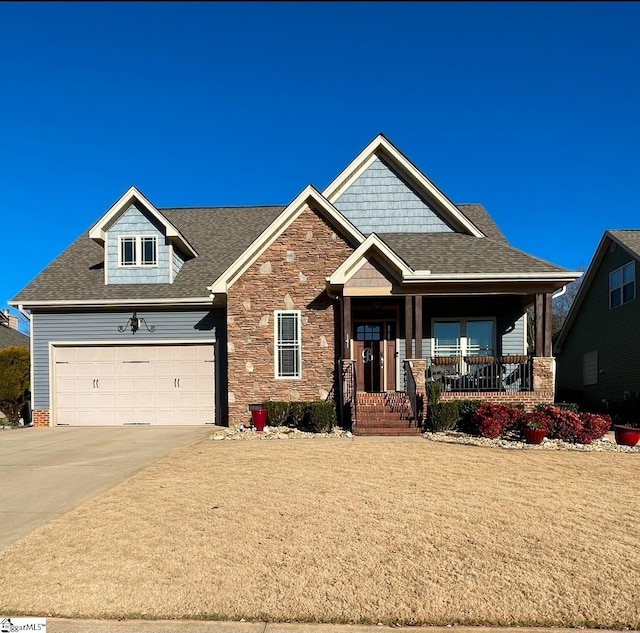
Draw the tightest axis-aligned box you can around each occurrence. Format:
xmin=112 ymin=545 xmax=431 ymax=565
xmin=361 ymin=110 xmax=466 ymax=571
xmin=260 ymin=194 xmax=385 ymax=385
xmin=159 ymin=204 xmax=286 ymax=211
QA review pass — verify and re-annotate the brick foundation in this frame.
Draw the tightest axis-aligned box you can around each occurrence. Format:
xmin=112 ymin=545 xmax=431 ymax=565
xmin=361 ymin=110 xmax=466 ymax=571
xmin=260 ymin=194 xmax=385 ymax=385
xmin=226 ymin=205 xmax=354 ymax=427
xmin=33 ymin=410 xmax=50 ymax=427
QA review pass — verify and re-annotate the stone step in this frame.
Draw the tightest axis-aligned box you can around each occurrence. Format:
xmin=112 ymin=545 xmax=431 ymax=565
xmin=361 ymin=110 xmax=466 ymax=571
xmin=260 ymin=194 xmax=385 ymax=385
xmin=354 ymin=426 xmax=422 ymax=436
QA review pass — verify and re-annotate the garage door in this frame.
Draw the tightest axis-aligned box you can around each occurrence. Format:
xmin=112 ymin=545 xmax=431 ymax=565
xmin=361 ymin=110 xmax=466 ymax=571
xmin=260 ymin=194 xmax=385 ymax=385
xmin=54 ymin=345 xmax=215 ymax=426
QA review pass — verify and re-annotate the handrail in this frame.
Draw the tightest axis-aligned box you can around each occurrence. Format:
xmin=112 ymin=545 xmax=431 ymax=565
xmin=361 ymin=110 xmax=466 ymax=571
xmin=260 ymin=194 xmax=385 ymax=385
xmin=337 ymin=358 xmax=357 ymax=427
xmin=403 ymin=360 xmax=418 ymax=423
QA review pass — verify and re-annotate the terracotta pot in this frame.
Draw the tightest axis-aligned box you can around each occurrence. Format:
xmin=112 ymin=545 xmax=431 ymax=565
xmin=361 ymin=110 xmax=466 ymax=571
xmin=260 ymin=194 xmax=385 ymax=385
xmin=251 ymin=408 xmax=268 ymax=432
xmin=613 ymin=425 xmax=640 ymax=447
xmin=523 ymin=427 xmax=547 ymax=445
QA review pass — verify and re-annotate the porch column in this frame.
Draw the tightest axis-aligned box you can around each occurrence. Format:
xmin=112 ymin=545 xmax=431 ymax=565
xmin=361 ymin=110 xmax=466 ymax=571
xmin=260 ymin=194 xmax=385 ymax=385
xmin=544 ymin=292 xmax=553 ymax=356
xmin=342 ymin=295 xmax=351 ymax=359
xmin=535 ymin=293 xmax=553 ymax=357
xmin=535 ymin=294 xmax=544 ymax=357
xmin=414 ymin=295 xmax=423 ymax=358
xmin=405 ymin=295 xmax=413 ymax=359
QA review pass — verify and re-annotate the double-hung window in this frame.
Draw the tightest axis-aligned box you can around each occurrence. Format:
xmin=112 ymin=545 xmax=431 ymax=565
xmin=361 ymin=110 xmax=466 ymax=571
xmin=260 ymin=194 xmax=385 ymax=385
xmin=119 ymin=236 xmax=157 ymax=267
xmin=432 ymin=319 xmax=494 ymax=358
xmin=610 ymin=261 xmax=635 ymax=308
xmin=274 ymin=310 xmax=302 ymax=379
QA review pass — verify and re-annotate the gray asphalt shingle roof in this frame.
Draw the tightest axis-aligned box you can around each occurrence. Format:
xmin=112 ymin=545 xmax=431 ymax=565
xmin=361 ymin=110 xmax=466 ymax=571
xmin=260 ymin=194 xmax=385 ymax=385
xmin=609 ymin=230 xmax=640 ymax=259
xmin=0 ymin=324 xmax=29 ymax=349
xmin=11 ymin=201 xmax=565 ymax=304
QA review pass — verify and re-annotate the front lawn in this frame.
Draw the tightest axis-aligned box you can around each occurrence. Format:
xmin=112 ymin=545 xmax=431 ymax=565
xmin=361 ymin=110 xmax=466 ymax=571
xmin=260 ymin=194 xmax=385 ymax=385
xmin=0 ymin=438 xmax=638 ymax=627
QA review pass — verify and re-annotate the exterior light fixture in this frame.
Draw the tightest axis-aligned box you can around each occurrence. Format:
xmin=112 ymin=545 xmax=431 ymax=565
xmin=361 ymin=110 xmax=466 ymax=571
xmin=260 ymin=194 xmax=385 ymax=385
xmin=118 ymin=311 xmax=156 ymax=334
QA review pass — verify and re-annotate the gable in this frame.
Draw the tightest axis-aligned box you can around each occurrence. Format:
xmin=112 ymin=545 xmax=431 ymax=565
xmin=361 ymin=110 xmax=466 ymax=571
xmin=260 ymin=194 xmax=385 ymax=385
xmin=333 ymin=156 xmax=455 ymax=234
xmin=106 ymin=204 xmax=172 ymax=285
xmin=344 ymin=258 xmax=399 ymax=290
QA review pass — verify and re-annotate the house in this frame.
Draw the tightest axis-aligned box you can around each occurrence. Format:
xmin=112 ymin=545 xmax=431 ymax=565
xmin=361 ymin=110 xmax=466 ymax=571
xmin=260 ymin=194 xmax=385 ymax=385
xmin=0 ymin=310 xmax=29 ymax=350
xmin=555 ymin=230 xmax=640 ymax=416
xmin=10 ymin=135 xmax=580 ymax=433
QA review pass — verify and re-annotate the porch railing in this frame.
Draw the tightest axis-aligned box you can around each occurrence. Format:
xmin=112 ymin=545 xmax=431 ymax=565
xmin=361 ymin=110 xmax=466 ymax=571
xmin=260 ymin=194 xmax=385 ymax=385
xmin=403 ymin=360 xmax=418 ymax=423
xmin=428 ymin=356 xmax=533 ymax=393
xmin=337 ymin=358 xmax=357 ymax=427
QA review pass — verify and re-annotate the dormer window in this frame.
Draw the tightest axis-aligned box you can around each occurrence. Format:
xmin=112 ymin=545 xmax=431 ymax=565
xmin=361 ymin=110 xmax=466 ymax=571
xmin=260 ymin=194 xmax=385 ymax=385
xmin=119 ymin=236 xmax=157 ymax=267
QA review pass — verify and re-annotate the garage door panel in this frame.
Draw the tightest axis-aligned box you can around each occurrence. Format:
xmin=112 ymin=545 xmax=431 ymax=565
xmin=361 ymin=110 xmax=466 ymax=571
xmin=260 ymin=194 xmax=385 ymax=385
xmin=54 ymin=344 xmax=214 ymax=426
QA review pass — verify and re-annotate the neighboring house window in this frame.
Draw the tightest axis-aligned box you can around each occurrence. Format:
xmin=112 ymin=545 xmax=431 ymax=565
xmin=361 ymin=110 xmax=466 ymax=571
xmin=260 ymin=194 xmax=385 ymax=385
xmin=432 ymin=319 xmax=494 ymax=357
xmin=583 ymin=350 xmax=598 ymax=386
xmin=119 ymin=236 xmax=158 ymax=267
xmin=275 ymin=310 xmax=301 ymax=379
xmin=609 ymin=261 xmax=635 ymax=308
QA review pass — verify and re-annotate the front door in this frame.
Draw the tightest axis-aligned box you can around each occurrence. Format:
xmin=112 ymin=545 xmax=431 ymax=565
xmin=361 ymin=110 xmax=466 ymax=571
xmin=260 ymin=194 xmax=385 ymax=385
xmin=354 ymin=322 xmax=396 ymax=392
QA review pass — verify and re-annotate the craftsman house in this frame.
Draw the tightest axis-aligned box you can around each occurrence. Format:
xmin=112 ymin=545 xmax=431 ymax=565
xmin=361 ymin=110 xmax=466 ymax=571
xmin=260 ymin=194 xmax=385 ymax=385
xmin=11 ymin=135 xmax=580 ymax=433
xmin=555 ymin=230 xmax=640 ymax=415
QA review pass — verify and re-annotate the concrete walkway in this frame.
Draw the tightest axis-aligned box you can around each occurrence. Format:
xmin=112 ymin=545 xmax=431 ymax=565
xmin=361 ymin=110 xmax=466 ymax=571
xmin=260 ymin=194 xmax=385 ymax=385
xmin=43 ymin=621 xmax=620 ymax=633
xmin=0 ymin=426 xmax=214 ymax=550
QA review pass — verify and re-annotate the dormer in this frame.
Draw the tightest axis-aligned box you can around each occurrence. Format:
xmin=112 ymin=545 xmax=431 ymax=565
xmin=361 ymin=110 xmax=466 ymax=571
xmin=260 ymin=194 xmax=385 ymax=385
xmin=89 ymin=187 xmax=197 ymax=285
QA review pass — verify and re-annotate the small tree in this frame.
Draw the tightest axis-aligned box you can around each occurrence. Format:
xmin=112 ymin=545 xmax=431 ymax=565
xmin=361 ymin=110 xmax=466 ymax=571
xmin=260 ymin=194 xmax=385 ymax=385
xmin=0 ymin=347 xmax=30 ymax=426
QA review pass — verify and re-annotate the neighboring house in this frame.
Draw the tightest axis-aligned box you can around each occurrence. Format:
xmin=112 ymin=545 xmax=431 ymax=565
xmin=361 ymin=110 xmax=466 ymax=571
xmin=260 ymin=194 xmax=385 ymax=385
xmin=555 ymin=230 xmax=640 ymax=414
xmin=0 ymin=310 xmax=29 ymax=350
xmin=10 ymin=135 xmax=580 ymax=433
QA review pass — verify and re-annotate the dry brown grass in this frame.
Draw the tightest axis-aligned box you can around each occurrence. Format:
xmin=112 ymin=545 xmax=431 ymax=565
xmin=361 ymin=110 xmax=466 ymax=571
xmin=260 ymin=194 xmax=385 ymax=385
xmin=1 ymin=437 xmax=639 ymax=627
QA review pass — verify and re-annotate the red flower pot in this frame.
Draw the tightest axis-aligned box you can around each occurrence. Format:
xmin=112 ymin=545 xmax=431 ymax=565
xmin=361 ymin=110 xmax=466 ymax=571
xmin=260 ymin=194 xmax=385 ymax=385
xmin=523 ymin=427 xmax=547 ymax=445
xmin=251 ymin=408 xmax=268 ymax=432
xmin=614 ymin=425 xmax=640 ymax=447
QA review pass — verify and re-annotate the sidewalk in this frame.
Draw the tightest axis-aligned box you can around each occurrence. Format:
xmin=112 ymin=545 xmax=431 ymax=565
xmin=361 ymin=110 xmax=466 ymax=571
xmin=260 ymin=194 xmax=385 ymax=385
xmin=46 ymin=620 xmax=620 ymax=633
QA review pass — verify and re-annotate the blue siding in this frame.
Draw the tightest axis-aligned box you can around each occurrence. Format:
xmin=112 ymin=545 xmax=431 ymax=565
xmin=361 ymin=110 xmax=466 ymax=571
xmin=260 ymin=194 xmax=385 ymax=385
xmin=32 ymin=309 xmax=225 ymax=409
xmin=334 ymin=157 xmax=454 ymax=234
xmin=106 ymin=205 xmax=170 ymax=284
xmin=172 ymin=247 xmax=185 ymax=280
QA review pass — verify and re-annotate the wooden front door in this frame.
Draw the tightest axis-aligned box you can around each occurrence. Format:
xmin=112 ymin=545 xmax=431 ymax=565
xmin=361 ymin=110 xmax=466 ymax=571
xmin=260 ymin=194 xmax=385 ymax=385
xmin=354 ymin=321 xmax=396 ymax=392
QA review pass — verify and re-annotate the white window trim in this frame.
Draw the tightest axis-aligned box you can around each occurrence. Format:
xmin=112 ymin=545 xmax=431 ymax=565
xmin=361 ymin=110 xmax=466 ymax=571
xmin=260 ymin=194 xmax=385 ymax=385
xmin=430 ymin=317 xmax=497 ymax=358
xmin=118 ymin=235 xmax=158 ymax=268
xmin=274 ymin=310 xmax=302 ymax=380
xmin=609 ymin=261 xmax=635 ymax=309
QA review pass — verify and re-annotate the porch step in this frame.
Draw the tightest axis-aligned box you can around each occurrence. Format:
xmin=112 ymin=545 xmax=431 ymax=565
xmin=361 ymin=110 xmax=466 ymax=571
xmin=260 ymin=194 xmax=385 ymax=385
xmin=353 ymin=391 xmax=421 ymax=436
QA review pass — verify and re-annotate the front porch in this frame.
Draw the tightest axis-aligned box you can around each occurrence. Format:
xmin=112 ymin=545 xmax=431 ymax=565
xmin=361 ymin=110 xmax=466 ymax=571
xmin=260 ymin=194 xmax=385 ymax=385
xmin=336 ymin=293 xmax=556 ymax=436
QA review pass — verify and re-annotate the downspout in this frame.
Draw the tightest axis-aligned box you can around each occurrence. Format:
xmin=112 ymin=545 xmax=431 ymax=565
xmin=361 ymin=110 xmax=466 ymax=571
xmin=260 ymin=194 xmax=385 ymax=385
xmin=552 ymin=285 xmax=566 ymax=300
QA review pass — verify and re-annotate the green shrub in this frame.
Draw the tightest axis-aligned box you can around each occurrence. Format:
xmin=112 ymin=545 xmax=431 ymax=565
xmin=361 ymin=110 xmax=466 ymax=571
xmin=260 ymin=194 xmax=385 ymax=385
xmin=429 ymin=401 xmax=460 ymax=432
xmin=552 ymin=402 xmax=580 ymax=413
xmin=0 ymin=347 xmax=30 ymax=426
xmin=288 ymin=401 xmax=309 ymax=427
xmin=307 ymin=401 xmax=336 ymax=433
xmin=426 ymin=381 xmax=441 ymax=407
xmin=456 ymin=399 xmax=482 ymax=434
xmin=261 ymin=401 xmax=290 ymax=427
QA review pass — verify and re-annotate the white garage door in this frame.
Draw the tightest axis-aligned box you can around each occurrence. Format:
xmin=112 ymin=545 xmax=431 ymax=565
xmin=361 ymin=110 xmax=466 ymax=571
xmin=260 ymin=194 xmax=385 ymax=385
xmin=54 ymin=345 xmax=215 ymax=426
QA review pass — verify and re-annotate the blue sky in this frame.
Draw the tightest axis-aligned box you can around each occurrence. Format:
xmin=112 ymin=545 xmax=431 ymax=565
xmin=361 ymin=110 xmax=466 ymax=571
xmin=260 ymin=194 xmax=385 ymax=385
xmin=3 ymin=2 xmax=639 ymax=326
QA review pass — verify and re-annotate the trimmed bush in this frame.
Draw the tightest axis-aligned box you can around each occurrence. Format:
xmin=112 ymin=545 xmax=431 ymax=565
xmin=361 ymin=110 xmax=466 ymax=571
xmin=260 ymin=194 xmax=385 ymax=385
xmin=456 ymin=399 xmax=482 ymax=434
xmin=307 ymin=401 xmax=336 ymax=433
xmin=426 ymin=381 xmax=441 ymax=407
xmin=261 ymin=401 xmax=290 ymax=427
xmin=429 ymin=401 xmax=460 ymax=432
xmin=0 ymin=347 xmax=30 ymax=426
xmin=288 ymin=401 xmax=309 ymax=427
xmin=471 ymin=402 xmax=521 ymax=439
xmin=534 ymin=405 xmax=611 ymax=444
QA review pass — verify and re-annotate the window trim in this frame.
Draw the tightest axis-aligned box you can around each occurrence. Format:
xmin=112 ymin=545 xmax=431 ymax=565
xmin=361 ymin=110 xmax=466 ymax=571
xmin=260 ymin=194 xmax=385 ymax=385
xmin=274 ymin=310 xmax=302 ymax=380
xmin=118 ymin=235 xmax=158 ymax=268
xmin=430 ymin=317 xmax=497 ymax=358
xmin=609 ymin=261 xmax=635 ymax=309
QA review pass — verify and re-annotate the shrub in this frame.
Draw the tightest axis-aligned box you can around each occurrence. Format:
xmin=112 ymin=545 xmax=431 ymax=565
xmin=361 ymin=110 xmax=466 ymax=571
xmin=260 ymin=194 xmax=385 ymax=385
xmin=426 ymin=380 xmax=441 ymax=407
xmin=261 ymin=401 xmax=290 ymax=427
xmin=0 ymin=347 xmax=30 ymax=426
xmin=554 ymin=402 xmax=580 ymax=413
xmin=456 ymin=399 xmax=482 ymax=434
xmin=537 ymin=405 xmax=583 ymax=443
xmin=307 ymin=401 xmax=336 ymax=433
xmin=577 ymin=412 xmax=611 ymax=444
xmin=471 ymin=402 xmax=521 ymax=439
xmin=429 ymin=401 xmax=460 ymax=432
xmin=288 ymin=401 xmax=309 ymax=427
xmin=518 ymin=410 xmax=554 ymax=433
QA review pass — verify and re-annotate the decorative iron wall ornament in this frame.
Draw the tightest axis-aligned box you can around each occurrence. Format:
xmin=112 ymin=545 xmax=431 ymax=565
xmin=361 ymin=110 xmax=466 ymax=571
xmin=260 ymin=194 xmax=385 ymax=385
xmin=118 ymin=311 xmax=156 ymax=334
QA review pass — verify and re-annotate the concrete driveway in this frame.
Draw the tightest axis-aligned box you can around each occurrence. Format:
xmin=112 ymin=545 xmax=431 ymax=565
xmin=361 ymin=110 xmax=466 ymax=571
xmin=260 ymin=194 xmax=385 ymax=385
xmin=0 ymin=426 xmax=214 ymax=550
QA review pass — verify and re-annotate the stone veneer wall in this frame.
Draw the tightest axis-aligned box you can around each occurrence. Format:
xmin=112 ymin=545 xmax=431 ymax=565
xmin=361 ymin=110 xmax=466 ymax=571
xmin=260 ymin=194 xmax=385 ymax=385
xmin=438 ymin=357 xmax=555 ymax=412
xmin=226 ymin=206 xmax=355 ymax=427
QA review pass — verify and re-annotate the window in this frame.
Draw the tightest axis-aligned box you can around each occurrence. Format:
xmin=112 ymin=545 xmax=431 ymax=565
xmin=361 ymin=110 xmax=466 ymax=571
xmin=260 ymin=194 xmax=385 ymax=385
xmin=275 ymin=310 xmax=301 ymax=379
xmin=609 ymin=261 xmax=635 ymax=308
xmin=119 ymin=236 xmax=157 ymax=267
xmin=583 ymin=350 xmax=598 ymax=386
xmin=432 ymin=319 xmax=494 ymax=358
